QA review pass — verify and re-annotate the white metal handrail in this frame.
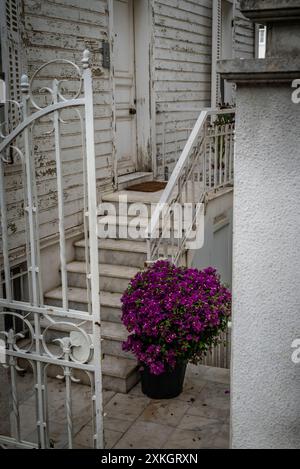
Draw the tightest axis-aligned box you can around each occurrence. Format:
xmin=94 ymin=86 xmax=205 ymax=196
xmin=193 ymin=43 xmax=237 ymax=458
xmin=147 ymin=108 xmax=235 ymax=264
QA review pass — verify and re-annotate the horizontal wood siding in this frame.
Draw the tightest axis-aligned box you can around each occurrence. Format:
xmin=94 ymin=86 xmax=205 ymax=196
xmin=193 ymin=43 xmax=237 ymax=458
xmin=4 ymin=0 xmax=113 ymax=255
xmin=2 ymin=0 xmax=256 ymax=256
xmin=234 ymin=0 xmax=255 ymax=59
xmin=153 ymin=0 xmax=213 ymax=177
xmin=154 ymin=0 xmax=255 ymax=177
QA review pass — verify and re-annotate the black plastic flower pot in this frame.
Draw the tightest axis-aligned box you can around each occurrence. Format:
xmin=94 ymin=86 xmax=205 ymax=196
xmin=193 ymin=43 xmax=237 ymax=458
xmin=141 ymin=362 xmax=187 ymax=399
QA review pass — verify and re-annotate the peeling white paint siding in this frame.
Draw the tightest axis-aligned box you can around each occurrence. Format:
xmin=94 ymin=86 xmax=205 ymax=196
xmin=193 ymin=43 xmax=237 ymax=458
xmin=154 ymin=0 xmax=255 ymax=176
xmin=3 ymin=0 xmax=112 ymax=253
xmin=234 ymin=2 xmax=255 ymax=59
xmin=2 ymin=0 xmax=255 ymax=255
xmin=154 ymin=0 xmax=213 ymax=176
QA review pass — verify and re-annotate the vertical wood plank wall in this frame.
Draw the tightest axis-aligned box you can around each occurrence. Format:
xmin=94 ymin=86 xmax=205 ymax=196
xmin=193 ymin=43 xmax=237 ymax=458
xmin=4 ymin=0 xmax=113 ymax=254
xmin=2 ymin=0 xmax=254 ymax=255
xmin=153 ymin=0 xmax=255 ymax=177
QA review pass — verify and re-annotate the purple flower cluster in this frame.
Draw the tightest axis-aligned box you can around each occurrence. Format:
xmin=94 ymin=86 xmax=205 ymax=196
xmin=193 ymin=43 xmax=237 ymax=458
xmin=121 ymin=260 xmax=231 ymax=375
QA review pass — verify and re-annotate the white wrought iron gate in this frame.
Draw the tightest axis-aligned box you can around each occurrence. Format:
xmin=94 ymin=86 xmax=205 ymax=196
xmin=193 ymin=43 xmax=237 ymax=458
xmin=0 ymin=50 xmax=104 ymax=448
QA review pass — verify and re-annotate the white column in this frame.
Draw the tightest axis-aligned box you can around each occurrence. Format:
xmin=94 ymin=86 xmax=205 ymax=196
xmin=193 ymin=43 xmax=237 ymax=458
xmin=231 ymin=84 xmax=300 ymax=448
xmin=219 ymin=0 xmax=300 ymax=449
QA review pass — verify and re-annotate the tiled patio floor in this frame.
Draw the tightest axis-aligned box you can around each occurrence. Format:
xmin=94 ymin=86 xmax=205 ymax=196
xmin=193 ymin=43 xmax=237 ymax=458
xmin=1 ymin=364 xmax=230 ymax=449
xmin=104 ymin=364 xmax=230 ymax=449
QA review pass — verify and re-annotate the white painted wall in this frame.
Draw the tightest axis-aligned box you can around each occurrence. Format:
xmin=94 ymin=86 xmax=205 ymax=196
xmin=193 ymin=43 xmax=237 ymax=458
xmin=3 ymin=0 xmax=112 ymax=255
xmin=154 ymin=0 xmax=255 ymax=178
xmin=189 ymin=188 xmax=233 ymax=369
xmin=154 ymin=0 xmax=213 ymax=178
xmin=234 ymin=2 xmax=255 ymax=59
xmin=1 ymin=0 xmax=250 ymax=268
xmin=191 ymin=189 xmax=233 ymax=288
xmin=231 ymin=85 xmax=300 ymax=448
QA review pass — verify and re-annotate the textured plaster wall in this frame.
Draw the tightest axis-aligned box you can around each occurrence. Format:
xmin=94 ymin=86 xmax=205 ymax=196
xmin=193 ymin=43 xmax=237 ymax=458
xmin=192 ymin=190 xmax=233 ymax=288
xmin=231 ymin=84 xmax=300 ymax=448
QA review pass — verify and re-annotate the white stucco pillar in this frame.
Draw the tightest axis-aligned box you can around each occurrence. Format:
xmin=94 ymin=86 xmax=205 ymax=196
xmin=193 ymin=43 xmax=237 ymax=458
xmin=218 ymin=0 xmax=300 ymax=449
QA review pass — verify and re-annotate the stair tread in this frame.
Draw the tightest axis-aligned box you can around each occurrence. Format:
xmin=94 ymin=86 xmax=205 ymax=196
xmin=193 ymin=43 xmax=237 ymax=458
xmin=97 ymin=216 xmax=183 ymax=236
xmin=98 ymin=215 xmax=149 ymax=226
xmin=39 ymin=315 xmax=128 ymax=342
xmin=102 ymin=189 xmax=165 ymax=204
xmin=118 ymin=172 xmax=152 ymax=185
xmin=66 ymin=261 xmax=139 ymax=279
xmin=102 ymin=354 xmax=138 ymax=379
xmin=45 ymin=286 xmax=121 ymax=308
xmin=74 ymin=238 xmax=185 ymax=256
xmin=102 ymin=320 xmax=127 ymax=341
xmin=74 ymin=238 xmax=148 ymax=254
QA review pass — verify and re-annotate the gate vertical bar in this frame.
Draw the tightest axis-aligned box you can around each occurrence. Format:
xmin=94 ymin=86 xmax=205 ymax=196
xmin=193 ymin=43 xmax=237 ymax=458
xmin=21 ymin=75 xmax=46 ymax=448
xmin=0 ymin=161 xmax=12 ymax=301
xmin=53 ymin=79 xmax=68 ymax=311
xmin=82 ymin=50 xmax=104 ymax=449
xmin=108 ymin=0 xmax=117 ymax=189
xmin=7 ymin=338 xmax=21 ymax=443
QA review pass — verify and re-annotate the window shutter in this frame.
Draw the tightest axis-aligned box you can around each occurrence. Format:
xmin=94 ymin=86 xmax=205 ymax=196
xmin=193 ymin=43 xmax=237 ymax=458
xmin=1 ymin=0 xmax=23 ymax=130
xmin=211 ymin=0 xmax=222 ymax=107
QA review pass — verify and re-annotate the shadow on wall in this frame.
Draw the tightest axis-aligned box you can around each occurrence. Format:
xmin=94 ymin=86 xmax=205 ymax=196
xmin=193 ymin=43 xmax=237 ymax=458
xmin=191 ymin=190 xmax=233 ymax=289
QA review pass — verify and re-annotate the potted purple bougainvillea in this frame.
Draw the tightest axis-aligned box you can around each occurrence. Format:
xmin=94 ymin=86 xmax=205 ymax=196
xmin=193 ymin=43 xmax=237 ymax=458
xmin=121 ymin=260 xmax=231 ymax=399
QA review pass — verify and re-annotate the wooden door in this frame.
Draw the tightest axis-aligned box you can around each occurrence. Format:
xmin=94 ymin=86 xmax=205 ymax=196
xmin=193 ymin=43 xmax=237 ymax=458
xmin=113 ymin=0 xmax=137 ymax=176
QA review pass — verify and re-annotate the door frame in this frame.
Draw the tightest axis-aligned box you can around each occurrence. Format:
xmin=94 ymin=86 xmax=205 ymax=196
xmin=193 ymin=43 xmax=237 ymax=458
xmin=108 ymin=0 xmax=155 ymax=188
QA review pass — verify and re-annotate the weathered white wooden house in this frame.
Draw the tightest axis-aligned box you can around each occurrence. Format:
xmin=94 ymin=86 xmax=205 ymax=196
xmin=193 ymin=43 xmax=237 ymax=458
xmin=0 ymin=0 xmax=255 ymax=449
xmin=1 ymin=0 xmax=255 ymax=206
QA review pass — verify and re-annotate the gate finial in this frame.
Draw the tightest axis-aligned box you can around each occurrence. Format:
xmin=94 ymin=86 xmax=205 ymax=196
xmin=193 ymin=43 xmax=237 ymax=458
xmin=20 ymin=74 xmax=29 ymax=94
xmin=82 ymin=49 xmax=91 ymax=69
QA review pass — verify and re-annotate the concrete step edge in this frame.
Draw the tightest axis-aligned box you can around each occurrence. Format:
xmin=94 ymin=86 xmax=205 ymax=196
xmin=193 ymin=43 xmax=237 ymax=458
xmin=44 ymin=287 xmax=121 ymax=309
xmin=39 ymin=318 xmax=128 ymax=342
xmin=65 ymin=261 xmax=138 ymax=279
xmin=74 ymin=238 xmax=148 ymax=254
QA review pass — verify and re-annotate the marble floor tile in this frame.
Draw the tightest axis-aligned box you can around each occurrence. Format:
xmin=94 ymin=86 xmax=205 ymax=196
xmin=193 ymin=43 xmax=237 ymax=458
xmin=114 ymin=420 xmax=174 ymax=449
xmin=139 ymin=399 xmax=189 ymax=427
xmin=104 ymin=393 xmax=150 ymax=422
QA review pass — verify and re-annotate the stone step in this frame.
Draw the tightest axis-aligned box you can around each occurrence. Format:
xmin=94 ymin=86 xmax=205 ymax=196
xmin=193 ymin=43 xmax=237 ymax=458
xmin=100 ymin=184 xmax=203 ymax=217
xmin=74 ymin=239 xmax=147 ymax=268
xmin=73 ymin=238 xmax=187 ymax=267
xmin=39 ymin=317 xmax=134 ymax=360
xmin=101 ymin=354 xmax=139 ymax=393
xmin=117 ymin=171 xmax=153 ymax=191
xmin=102 ymin=188 xmax=165 ymax=206
xmin=99 ymin=189 xmax=171 ymax=218
xmin=97 ymin=215 xmax=184 ymax=241
xmin=97 ymin=215 xmax=149 ymax=241
xmin=102 ymin=320 xmax=134 ymax=359
xmin=18 ymin=337 xmax=139 ymax=393
xmin=65 ymin=261 xmax=137 ymax=293
xmin=44 ymin=286 xmax=122 ymax=323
